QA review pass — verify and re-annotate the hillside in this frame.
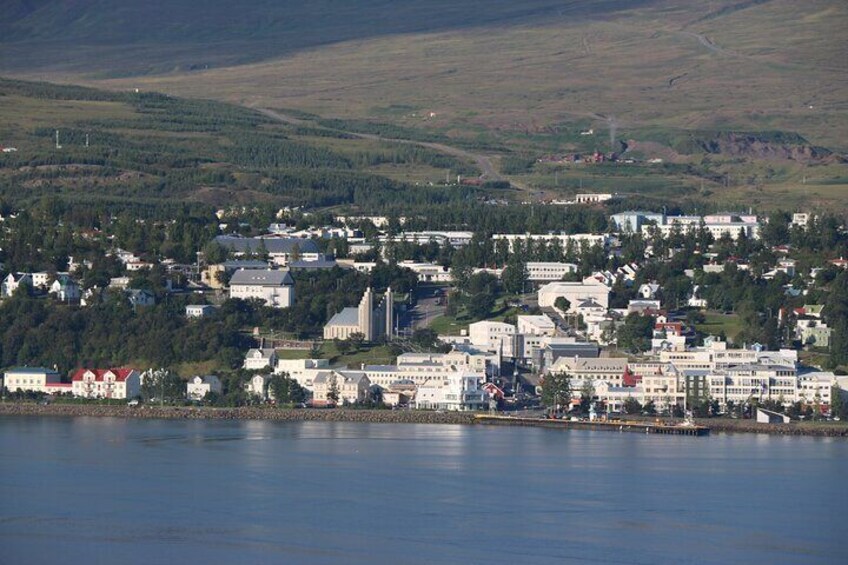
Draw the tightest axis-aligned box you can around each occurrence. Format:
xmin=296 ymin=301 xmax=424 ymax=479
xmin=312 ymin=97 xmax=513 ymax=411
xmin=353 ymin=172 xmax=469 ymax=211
xmin=2 ymin=1 xmax=845 ymax=153
xmin=0 ymin=78 xmax=484 ymax=212
xmin=1 ymin=77 xmax=846 ymax=214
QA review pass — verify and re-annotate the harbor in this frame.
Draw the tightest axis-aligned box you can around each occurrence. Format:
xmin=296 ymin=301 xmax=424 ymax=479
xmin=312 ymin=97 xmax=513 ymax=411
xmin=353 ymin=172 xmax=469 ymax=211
xmin=475 ymin=414 xmax=711 ymax=436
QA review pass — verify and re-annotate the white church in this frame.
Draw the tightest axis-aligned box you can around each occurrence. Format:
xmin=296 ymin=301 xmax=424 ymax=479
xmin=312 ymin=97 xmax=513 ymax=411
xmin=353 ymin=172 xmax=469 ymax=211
xmin=323 ymin=287 xmax=395 ymax=341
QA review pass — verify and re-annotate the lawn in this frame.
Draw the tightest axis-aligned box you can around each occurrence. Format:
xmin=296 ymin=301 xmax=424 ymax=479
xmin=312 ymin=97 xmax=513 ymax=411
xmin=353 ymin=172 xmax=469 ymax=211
xmin=317 ymin=341 xmax=396 ymax=369
xmin=696 ymin=311 xmax=744 ymax=340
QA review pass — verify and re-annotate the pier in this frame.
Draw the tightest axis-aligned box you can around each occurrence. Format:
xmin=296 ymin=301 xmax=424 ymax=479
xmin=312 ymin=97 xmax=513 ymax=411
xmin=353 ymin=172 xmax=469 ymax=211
xmin=475 ymin=415 xmax=710 ymax=436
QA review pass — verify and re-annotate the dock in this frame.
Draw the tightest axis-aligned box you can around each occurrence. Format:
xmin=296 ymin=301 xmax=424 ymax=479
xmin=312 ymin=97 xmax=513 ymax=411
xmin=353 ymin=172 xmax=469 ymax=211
xmin=475 ymin=415 xmax=710 ymax=436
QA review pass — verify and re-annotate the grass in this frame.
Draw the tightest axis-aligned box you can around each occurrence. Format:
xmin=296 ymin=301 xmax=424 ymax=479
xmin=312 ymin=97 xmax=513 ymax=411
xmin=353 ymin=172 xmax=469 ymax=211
xmin=696 ymin=311 xmax=744 ymax=340
xmin=317 ymin=341 xmax=396 ymax=368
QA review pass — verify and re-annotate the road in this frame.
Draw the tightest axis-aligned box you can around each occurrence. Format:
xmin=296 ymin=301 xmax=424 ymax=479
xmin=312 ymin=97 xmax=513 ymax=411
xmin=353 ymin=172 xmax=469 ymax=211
xmin=254 ymin=107 xmax=503 ymax=181
xmin=403 ymin=285 xmax=448 ymax=332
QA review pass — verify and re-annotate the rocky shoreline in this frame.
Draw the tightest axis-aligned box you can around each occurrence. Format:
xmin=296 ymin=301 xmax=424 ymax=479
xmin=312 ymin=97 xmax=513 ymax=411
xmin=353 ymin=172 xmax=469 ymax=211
xmin=1 ymin=404 xmax=846 ymax=437
xmin=0 ymin=403 xmax=477 ymax=425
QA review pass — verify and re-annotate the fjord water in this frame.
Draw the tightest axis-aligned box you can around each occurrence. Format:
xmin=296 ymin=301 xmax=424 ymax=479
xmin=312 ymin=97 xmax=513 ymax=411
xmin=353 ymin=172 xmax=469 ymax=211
xmin=0 ymin=418 xmax=845 ymax=564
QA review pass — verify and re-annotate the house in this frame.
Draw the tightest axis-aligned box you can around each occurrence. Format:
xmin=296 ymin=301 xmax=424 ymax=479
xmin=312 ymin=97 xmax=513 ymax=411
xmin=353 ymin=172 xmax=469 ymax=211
xmin=125 ymin=288 xmax=155 ymax=307
xmin=638 ymin=283 xmax=660 ymax=300
xmin=414 ymin=373 xmax=488 ymax=411
xmin=3 ymin=367 xmax=62 ymax=394
xmin=244 ymin=348 xmax=277 ymax=371
xmin=1 ymin=273 xmax=33 ymax=298
xmin=229 ymin=269 xmax=294 ymax=308
xmin=186 ymin=375 xmax=222 ymax=400
xmin=312 ymin=371 xmax=371 ymax=406
xmin=49 ymin=275 xmax=81 ymax=302
xmin=245 ymin=374 xmax=269 ymax=400
xmin=186 ymin=305 xmax=216 ymax=318
xmin=71 ymin=368 xmax=141 ymax=399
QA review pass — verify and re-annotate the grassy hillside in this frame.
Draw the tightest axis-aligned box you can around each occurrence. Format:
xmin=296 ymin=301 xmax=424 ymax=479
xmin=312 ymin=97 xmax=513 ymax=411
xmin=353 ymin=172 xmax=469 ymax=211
xmin=0 ymin=78 xmax=482 ymax=211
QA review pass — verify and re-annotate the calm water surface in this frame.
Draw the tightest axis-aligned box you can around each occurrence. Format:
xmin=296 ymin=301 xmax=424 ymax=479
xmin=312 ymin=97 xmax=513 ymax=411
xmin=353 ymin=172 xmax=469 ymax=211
xmin=0 ymin=417 xmax=846 ymax=564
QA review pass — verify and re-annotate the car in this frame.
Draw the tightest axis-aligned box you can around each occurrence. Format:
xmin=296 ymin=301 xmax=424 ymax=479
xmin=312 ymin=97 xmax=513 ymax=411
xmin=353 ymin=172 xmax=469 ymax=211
xmin=127 ymin=399 xmax=140 ymax=407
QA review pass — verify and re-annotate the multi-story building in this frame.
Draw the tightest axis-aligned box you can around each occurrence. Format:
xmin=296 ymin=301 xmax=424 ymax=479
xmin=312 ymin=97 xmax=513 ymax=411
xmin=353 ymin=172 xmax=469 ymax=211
xmin=71 ymin=368 xmax=141 ymax=399
xmin=414 ymin=373 xmax=489 ymax=411
xmin=3 ymin=367 xmax=63 ymax=394
xmin=229 ymin=269 xmax=294 ymax=308
xmin=312 ymin=371 xmax=371 ymax=406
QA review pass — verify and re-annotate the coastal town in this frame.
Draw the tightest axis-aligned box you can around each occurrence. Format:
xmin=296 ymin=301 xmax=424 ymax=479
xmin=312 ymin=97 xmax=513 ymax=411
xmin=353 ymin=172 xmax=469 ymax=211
xmin=2 ymin=196 xmax=847 ymax=429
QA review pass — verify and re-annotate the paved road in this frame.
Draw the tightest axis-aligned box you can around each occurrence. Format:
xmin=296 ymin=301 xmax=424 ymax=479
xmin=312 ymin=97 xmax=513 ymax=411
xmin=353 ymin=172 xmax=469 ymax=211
xmin=254 ymin=107 xmax=503 ymax=181
xmin=405 ymin=285 xmax=448 ymax=331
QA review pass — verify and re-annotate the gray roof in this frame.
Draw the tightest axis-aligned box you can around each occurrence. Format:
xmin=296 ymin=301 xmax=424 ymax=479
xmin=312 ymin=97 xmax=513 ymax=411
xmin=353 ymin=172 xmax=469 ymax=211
xmin=222 ymin=260 xmax=270 ymax=270
xmin=289 ymin=258 xmax=337 ymax=269
xmin=4 ymin=367 xmax=59 ymax=375
xmin=229 ymin=269 xmax=293 ymax=287
xmin=325 ymin=307 xmax=359 ymax=327
xmin=216 ymin=236 xmax=320 ymax=255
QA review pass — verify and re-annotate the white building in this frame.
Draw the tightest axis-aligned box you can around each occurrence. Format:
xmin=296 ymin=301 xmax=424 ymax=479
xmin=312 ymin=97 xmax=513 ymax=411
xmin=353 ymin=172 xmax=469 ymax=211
xmin=274 ymin=358 xmax=331 ymax=390
xmin=186 ymin=375 xmax=223 ymax=401
xmin=49 ymin=275 xmax=81 ymax=302
xmin=538 ymin=276 xmax=610 ymax=311
xmin=3 ymin=367 xmax=63 ymax=394
xmin=414 ymin=373 xmax=488 ymax=411
xmin=525 ymin=262 xmax=579 ymax=282
xmin=244 ymin=349 xmax=277 ymax=371
xmin=324 ymin=287 xmax=394 ymax=341
xmin=186 ymin=305 xmax=216 ymax=318
xmin=492 ymin=233 xmax=609 ymax=252
xmin=468 ymin=320 xmax=516 ymax=358
xmin=214 ymin=236 xmax=322 ymax=266
xmin=397 ymin=261 xmax=452 ymax=283
xmin=312 ymin=371 xmax=371 ymax=406
xmin=1 ymin=273 xmax=33 ymax=297
xmin=229 ymin=269 xmax=294 ymax=308
xmin=71 ymin=368 xmax=141 ymax=400
xmin=517 ymin=315 xmax=556 ymax=336
xmin=245 ymin=374 xmax=269 ymax=400
xmin=362 ymin=350 xmax=491 ymax=389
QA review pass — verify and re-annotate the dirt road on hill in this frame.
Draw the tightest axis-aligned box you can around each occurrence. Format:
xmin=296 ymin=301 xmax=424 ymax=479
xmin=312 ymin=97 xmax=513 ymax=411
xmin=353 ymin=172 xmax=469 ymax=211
xmin=253 ymin=106 xmax=504 ymax=182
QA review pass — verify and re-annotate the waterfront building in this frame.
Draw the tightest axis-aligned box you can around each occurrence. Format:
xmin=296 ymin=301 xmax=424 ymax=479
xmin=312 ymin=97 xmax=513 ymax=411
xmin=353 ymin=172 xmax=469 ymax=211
xmin=71 ymin=368 xmax=141 ymax=399
xmin=312 ymin=371 xmax=371 ymax=406
xmin=186 ymin=375 xmax=222 ymax=401
xmin=3 ymin=367 xmax=63 ymax=394
xmin=414 ymin=373 xmax=489 ymax=411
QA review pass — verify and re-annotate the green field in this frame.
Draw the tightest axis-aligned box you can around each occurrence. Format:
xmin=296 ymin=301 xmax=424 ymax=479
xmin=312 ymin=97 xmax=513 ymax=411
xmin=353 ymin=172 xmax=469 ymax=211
xmin=696 ymin=312 xmax=745 ymax=341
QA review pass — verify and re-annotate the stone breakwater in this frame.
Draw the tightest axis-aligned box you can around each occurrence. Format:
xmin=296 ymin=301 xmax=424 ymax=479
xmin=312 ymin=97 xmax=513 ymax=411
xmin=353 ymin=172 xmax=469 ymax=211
xmin=0 ymin=403 xmax=478 ymax=425
xmin=694 ymin=418 xmax=848 ymax=437
xmin=1 ymin=404 xmax=846 ymax=437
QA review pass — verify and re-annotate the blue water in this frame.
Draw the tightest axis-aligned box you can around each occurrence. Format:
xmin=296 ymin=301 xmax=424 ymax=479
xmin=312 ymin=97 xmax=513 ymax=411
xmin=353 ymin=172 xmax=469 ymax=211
xmin=0 ymin=417 xmax=845 ymax=564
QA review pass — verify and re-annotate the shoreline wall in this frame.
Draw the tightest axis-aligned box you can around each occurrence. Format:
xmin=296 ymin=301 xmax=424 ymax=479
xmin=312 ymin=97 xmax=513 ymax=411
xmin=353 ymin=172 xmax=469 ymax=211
xmin=1 ymin=404 xmax=846 ymax=437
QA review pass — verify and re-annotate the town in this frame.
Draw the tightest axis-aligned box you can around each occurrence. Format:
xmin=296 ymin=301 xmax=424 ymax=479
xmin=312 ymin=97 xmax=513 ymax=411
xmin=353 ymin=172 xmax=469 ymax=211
xmin=2 ymin=198 xmax=846 ymax=426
